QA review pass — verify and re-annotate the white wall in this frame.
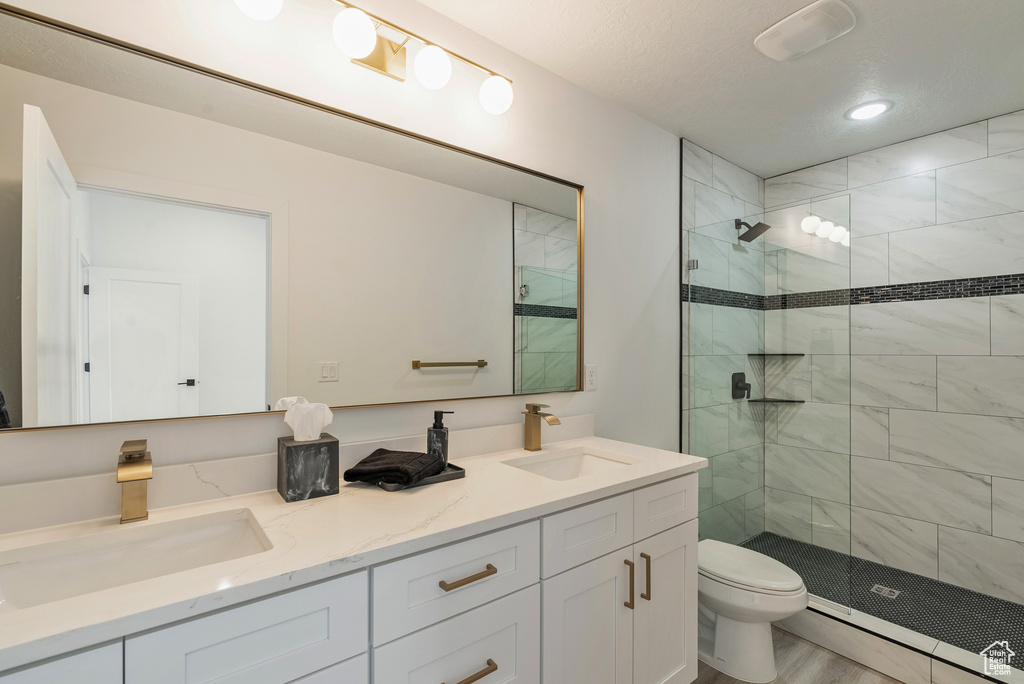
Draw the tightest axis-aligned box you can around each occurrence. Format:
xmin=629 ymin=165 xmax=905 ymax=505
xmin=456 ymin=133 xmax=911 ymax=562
xmin=0 ymin=0 xmax=680 ymax=485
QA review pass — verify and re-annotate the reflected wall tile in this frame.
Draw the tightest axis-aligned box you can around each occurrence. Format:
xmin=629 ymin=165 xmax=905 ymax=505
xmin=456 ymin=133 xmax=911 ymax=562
xmin=811 ymin=194 xmax=851 ymax=230
xmin=765 ymin=158 xmax=848 ymax=208
xmin=851 ymin=457 xmax=992 ymax=533
xmin=698 ymin=458 xmax=713 ymax=511
xmin=692 ymin=355 xmax=734 ymax=407
xmin=847 ymin=122 xmax=987 ymax=188
xmin=513 ymin=203 xmax=527 ymax=231
xmin=745 ymin=490 xmax=765 ymax=537
xmin=937 ymin=150 xmax=1024 ymax=223
xmin=850 ymin=171 xmax=936 ymax=237
xmin=544 ymin=235 xmax=577 ymax=271
xmin=682 ymin=177 xmax=696 ymax=231
xmin=712 ymin=306 xmax=762 ymax=356
xmin=562 ymin=277 xmax=577 ymax=308
xmin=713 ymin=155 xmax=761 ymax=205
xmin=544 ymin=352 xmax=576 ymax=390
xmin=776 ymin=401 xmax=851 ymax=454
xmin=689 ymin=405 xmax=730 ymax=458
xmin=762 ymin=203 xmax=816 ymax=252
xmin=521 ymin=352 xmax=545 ymax=391
xmin=888 ymin=212 xmax=1024 ymax=283
xmin=890 ymin=409 xmax=1024 ymax=479
xmin=712 ymin=445 xmax=762 ymax=505
xmin=683 ymin=139 xmax=714 ymax=185
xmin=525 ymin=316 xmax=576 ymax=353
xmin=776 ymin=241 xmax=849 ymax=294
xmin=514 ymin=229 xmax=544 ymax=268
xmin=729 ymin=244 xmax=765 ymax=295
xmin=938 ymin=356 xmax=1024 ymax=418
xmin=765 ymin=306 xmax=850 ymax=355
xmin=993 ymin=478 xmax=1024 ymax=543
xmin=695 ymin=182 xmax=748 ymax=228
xmin=695 ymin=212 xmax=765 ymax=248
xmin=851 ymin=234 xmax=888 ymax=288
xmin=850 ymin=355 xmax=937 ymax=410
xmin=766 ymin=443 xmax=850 ymax=503
xmin=699 ymin=495 xmax=746 ymax=544
xmin=851 ymin=406 xmax=888 ymax=459
xmin=989 ymin=109 xmax=1024 ymax=156
xmin=758 ymin=177 xmax=765 ymax=208
xmin=992 ymin=294 xmax=1024 ymax=355
xmin=851 ymin=299 xmax=990 ymax=355
xmin=851 ymin=507 xmax=938 ymax=578
xmin=524 ymin=269 xmax=564 ymax=305
xmin=688 ymin=234 xmax=731 ymax=291
xmin=526 ymin=206 xmax=575 ymax=239
xmin=690 ymin=303 xmax=713 ymax=356
xmin=765 ymin=487 xmax=813 ymax=542
xmin=938 ymin=527 xmax=1024 ymax=604
xmin=764 ymin=355 xmax=811 ymax=401
xmin=728 ymin=401 xmax=763 ymax=452
xmin=765 ymin=404 xmax=778 ymax=444
xmin=765 ymin=251 xmax=779 ymax=296
xmin=811 ymin=354 xmax=850 ymax=404
xmin=813 ymin=499 xmax=850 ymax=554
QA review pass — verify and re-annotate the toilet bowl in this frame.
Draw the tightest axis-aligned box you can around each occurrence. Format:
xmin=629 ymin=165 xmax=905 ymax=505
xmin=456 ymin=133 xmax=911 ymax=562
xmin=697 ymin=539 xmax=808 ymax=683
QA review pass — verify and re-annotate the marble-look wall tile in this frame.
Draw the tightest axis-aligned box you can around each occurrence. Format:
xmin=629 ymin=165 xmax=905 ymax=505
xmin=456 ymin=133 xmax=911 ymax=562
xmin=525 ymin=316 xmax=576 ymax=353
xmin=683 ymin=139 xmax=714 ymax=185
xmin=545 ymin=235 xmax=577 ymax=271
xmin=514 ymin=229 xmax=544 ymax=268
xmin=993 ymin=478 xmax=1024 ymax=543
xmin=525 ymin=206 xmax=577 ymax=240
xmin=695 ymin=207 xmax=766 ymax=248
xmin=851 ymin=406 xmax=889 ymax=459
xmin=765 ymin=487 xmax=813 ymax=541
xmin=695 ymin=182 xmax=747 ymax=229
xmin=847 ymin=122 xmax=988 ymax=188
xmin=521 ymin=352 xmax=545 ymax=391
xmin=689 ymin=405 xmax=730 ymax=458
xmin=890 ymin=409 xmax=1024 ymax=479
xmin=765 ymin=158 xmax=848 ymax=208
xmin=851 ymin=506 xmax=939 ymax=579
xmin=690 ymin=303 xmax=713 ymax=356
xmin=888 ymin=212 xmax=1024 ymax=283
xmin=522 ymin=267 xmax=564 ymax=306
xmin=699 ymin=495 xmax=746 ymax=544
xmin=712 ymin=306 xmax=762 ymax=356
xmin=764 ymin=403 xmax=778 ymax=444
xmin=938 ymin=527 xmax=1024 ymax=604
xmin=776 ymin=240 xmax=849 ymax=294
xmin=766 ymin=443 xmax=850 ymax=503
xmin=764 ymin=251 xmax=779 ymax=295
xmin=776 ymin=401 xmax=851 ymax=454
xmin=692 ymin=355 xmax=761 ymax=408
xmin=766 ymin=306 xmax=850 ymax=355
xmin=544 ymin=352 xmax=576 ymax=390
xmin=851 ymin=299 xmax=990 ymax=355
xmin=851 ymin=457 xmax=992 ymax=533
xmin=850 ymin=171 xmax=936 ymax=237
xmin=764 ymin=355 xmax=811 ymax=401
xmin=682 ymin=177 xmax=696 ymax=231
xmin=851 ymin=234 xmax=889 ymax=288
xmin=812 ymin=499 xmax=850 ymax=554
xmin=851 ymin=355 xmax=937 ymax=410
xmin=729 ymin=401 xmax=763 ymax=452
xmin=937 ymin=150 xmax=1024 ymax=223
xmin=992 ymin=294 xmax=1024 ymax=355
xmin=713 ymin=155 xmax=761 ymax=206
xmin=729 ymin=243 xmax=765 ymax=295
xmin=688 ymin=233 xmax=731 ymax=291
xmin=989 ymin=109 xmax=1024 ymax=156
xmin=762 ymin=202 xmax=817 ymax=253
xmin=712 ymin=445 xmax=762 ymax=505
xmin=745 ymin=489 xmax=765 ymax=537
xmin=938 ymin=356 xmax=1024 ymax=418
xmin=811 ymin=354 xmax=850 ymax=404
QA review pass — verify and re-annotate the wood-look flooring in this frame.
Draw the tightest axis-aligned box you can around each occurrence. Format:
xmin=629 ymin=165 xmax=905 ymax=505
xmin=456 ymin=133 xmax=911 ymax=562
xmin=693 ymin=627 xmax=900 ymax=684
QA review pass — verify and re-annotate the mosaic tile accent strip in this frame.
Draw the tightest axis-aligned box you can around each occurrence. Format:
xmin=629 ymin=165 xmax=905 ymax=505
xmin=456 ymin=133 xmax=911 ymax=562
xmin=683 ymin=284 xmax=764 ymax=310
xmin=765 ymin=289 xmax=851 ymax=310
xmin=514 ymin=303 xmax=577 ymax=319
xmin=743 ymin=532 xmax=1024 ymax=658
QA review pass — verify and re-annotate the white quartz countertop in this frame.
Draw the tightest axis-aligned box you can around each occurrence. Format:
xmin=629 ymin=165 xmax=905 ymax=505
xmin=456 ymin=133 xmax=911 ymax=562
xmin=0 ymin=436 xmax=705 ymax=671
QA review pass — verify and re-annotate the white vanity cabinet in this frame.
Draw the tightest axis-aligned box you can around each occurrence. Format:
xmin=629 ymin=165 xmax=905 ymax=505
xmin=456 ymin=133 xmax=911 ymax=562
xmin=0 ymin=642 xmax=121 ymax=683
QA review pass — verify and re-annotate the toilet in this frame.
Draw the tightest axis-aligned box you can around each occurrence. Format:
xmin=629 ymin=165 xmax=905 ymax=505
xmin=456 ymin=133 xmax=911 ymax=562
xmin=697 ymin=539 xmax=808 ymax=683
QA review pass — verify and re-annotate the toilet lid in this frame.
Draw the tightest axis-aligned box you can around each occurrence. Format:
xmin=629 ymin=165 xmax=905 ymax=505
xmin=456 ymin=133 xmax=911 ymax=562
xmin=698 ymin=539 xmax=804 ymax=593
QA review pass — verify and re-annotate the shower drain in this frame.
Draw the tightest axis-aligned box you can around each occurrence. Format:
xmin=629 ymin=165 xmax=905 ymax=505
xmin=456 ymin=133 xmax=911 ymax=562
xmin=870 ymin=584 xmax=902 ymax=599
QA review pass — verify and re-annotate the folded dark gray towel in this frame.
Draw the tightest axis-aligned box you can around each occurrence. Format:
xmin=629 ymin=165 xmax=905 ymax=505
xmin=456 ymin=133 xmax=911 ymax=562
xmin=343 ymin=448 xmax=445 ymax=488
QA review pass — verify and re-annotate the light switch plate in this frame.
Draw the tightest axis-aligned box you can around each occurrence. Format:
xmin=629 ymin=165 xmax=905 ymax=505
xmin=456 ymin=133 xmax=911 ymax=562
xmin=585 ymin=363 xmax=597 ymax=391
xmin=319 ymin=361 xmax=339 ymax=382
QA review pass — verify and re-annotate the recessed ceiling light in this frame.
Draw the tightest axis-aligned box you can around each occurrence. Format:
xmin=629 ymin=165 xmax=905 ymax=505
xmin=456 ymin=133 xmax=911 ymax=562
xmin=846 ymin=100 xmax=892 ymax=121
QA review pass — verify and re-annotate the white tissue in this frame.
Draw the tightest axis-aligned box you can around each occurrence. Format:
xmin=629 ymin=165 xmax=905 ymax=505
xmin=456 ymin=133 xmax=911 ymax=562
xmin=285 ymin=402 xmax=334 ymax=441
xmin=274 ymin=396 xmax=308 ymax=411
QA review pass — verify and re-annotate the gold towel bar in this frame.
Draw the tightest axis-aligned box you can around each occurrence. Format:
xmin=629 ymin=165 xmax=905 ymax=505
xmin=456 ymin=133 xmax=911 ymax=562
xmin=412 ymin=359 xmax=487 ymax=369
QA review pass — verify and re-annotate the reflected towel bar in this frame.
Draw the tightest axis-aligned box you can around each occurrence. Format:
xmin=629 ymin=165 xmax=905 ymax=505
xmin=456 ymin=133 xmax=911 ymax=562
xmin=412 ymin=359 xmax=487 ymax=369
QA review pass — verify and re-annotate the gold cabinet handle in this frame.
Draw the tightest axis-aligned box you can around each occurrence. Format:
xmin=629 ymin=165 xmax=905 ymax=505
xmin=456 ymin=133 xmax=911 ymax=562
xmin=640 ymin=552 xmax=652 ymax=601
xmin=439 ymin=564 xmax=497 ymax=592
xmin=443 ymin=659 xmax=497 ymax=684
xmin=624 ymin=559 xmax=635 ymax=609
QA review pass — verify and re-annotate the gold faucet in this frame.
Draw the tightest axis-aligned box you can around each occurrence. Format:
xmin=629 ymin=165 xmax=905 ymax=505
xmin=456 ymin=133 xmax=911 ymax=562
xmin=522 ymin=403 xmax=561 ymax=452
xmin=117 ymin=439 xmax=152 ymax=523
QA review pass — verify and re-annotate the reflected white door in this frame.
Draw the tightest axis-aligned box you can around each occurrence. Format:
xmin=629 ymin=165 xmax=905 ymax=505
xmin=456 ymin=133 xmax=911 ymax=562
xmin=88 ymin=268 xmax=199 ymax=422
xmin=21 ymin=104 xmax=78 ymax=427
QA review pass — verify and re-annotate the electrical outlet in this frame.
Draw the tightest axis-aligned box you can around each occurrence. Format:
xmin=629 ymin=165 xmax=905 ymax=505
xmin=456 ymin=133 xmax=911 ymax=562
xmin=319 ymin=361 xmax=339 ymax=382
xmin=585 ymin=363 xmax=597 ymax=391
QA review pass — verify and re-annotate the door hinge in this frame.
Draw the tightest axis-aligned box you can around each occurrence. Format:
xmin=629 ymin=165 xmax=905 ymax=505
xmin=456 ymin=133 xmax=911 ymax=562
xmin=84 ymin=362 xmax=90 ymax=372
xmin=83 ymin=285 xmax=89 ymax=295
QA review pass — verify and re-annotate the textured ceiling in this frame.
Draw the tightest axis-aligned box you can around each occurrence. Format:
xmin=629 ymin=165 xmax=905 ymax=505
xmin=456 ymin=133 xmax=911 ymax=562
xmin=416 ymin=0 xmax=1024 ymax=178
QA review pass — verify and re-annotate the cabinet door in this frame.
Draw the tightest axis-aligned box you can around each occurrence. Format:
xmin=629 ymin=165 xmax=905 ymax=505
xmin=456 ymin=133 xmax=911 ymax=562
xmin=541 ymin=550 xmax=632 ymax=684
xmin=632 ymin=520 xmax=698 ymax=684
xmin=0 ymin=642 xmax=121 ymax=683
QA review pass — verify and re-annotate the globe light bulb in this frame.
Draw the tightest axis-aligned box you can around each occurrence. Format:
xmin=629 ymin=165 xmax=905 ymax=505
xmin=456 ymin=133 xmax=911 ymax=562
xmin=841 ymin=233 xmax=851 ymax=247
xmin=479 ymin=76 xmax=514 ymax=115
xmin=414 ymin=45 xmax=452 ymax=90
xmin=829 ymin=226 xmax=847 ymax=242
xmin=801 ymin=215 xmax=821 ymax=234
xmin=815 ymin=221 xmax=836 ymax=238
xmin=333 ymin=8 xmax=377 ymax=59
xmin=234 ymin=0 xmax=283 ymax=21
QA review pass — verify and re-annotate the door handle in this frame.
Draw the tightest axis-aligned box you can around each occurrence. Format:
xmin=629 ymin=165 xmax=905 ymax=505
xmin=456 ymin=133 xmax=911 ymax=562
xmin=442 ymin=659 xmax=497 ymax=684
xmin=624 ymin=559 xmax=635 ymax=610
xmin=640 ymin=552 xmax=652 ymax=600
xmin=438 ymin=564 xmax=497 ymax=592
xmin=177 ymin=379 xmax=196 ymax=386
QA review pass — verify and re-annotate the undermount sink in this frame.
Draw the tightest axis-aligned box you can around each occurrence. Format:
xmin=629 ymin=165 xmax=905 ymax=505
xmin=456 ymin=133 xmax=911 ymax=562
xmin=0 ymin=508 xmax=271 ymax=613
xmin=503 ymin=446 xmax=641 ymax=481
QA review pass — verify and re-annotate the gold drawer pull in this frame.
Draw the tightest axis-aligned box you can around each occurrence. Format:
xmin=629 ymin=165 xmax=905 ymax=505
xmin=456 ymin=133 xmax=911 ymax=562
xmin=439 ymin=563 xmax=497 ymax=592
xmin=624 ymin=559 xmax=635 ymax=609
xmin=640 ymin=552 xmax=652 ymax=600
xmin=443 ymin=658 xmax=498 ymax=684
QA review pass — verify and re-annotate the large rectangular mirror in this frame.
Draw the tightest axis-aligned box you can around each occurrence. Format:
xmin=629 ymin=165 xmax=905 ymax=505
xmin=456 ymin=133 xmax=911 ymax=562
xmin=0 ymin=9 xmax=582 ymax=431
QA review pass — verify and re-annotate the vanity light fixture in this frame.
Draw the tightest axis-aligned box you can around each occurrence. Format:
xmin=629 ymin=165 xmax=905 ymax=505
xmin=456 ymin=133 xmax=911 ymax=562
xmin=800 ymin=215 xmax=821 ymax=234
xmin=234 ymin=0 xmax=284 ymax=21
xmin=845 ymin=100 xmax=892 ymax=120
xmin=815 ymin=220 xmax=836 ymax=239
xmin=333 ymin=7 xmax=378 ymax=59
xmin=414 ymin=45 xmax=453 ymax=90
xmin=801 ymin=213 xmax=850 ymax=247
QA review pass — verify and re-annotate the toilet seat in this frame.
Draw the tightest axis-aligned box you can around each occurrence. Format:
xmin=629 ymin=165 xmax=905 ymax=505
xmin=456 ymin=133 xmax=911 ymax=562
xmin=698 ymin=539 xmax=804 ymax=595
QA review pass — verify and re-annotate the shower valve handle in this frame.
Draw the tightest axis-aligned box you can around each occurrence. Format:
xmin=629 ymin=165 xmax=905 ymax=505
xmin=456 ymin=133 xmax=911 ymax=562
xmin=732 ymin=372 xmax=751 ymax=400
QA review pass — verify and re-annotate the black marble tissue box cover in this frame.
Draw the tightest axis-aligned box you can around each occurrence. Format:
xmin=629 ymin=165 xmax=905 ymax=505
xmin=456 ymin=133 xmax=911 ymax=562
xmin=277 ymin=433 xmax=340 ymax=502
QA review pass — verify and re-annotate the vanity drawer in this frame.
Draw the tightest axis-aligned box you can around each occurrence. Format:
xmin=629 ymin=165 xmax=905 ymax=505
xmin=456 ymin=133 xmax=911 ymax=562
xmin=541 ymin=492 xmax=633 ymax=578
xmin=293 ymin=654 xmax=367 ymax=683
xmin=372 ymin=521 xmax=539 ymax=645
xmin=633 ymin=474 xmax=698 ymax=542
xmin=0 ymin=642 xmax=121 ymax=683
xmin=125 ymin=571 xmax=367 ymax=684
xmin=373 ymin=584 xmax=539 ymax=684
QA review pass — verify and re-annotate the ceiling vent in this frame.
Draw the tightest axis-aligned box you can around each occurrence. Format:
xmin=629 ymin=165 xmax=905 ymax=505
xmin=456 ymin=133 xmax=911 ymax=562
xmin=754 ymin=0 xmax=857 ymax=61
